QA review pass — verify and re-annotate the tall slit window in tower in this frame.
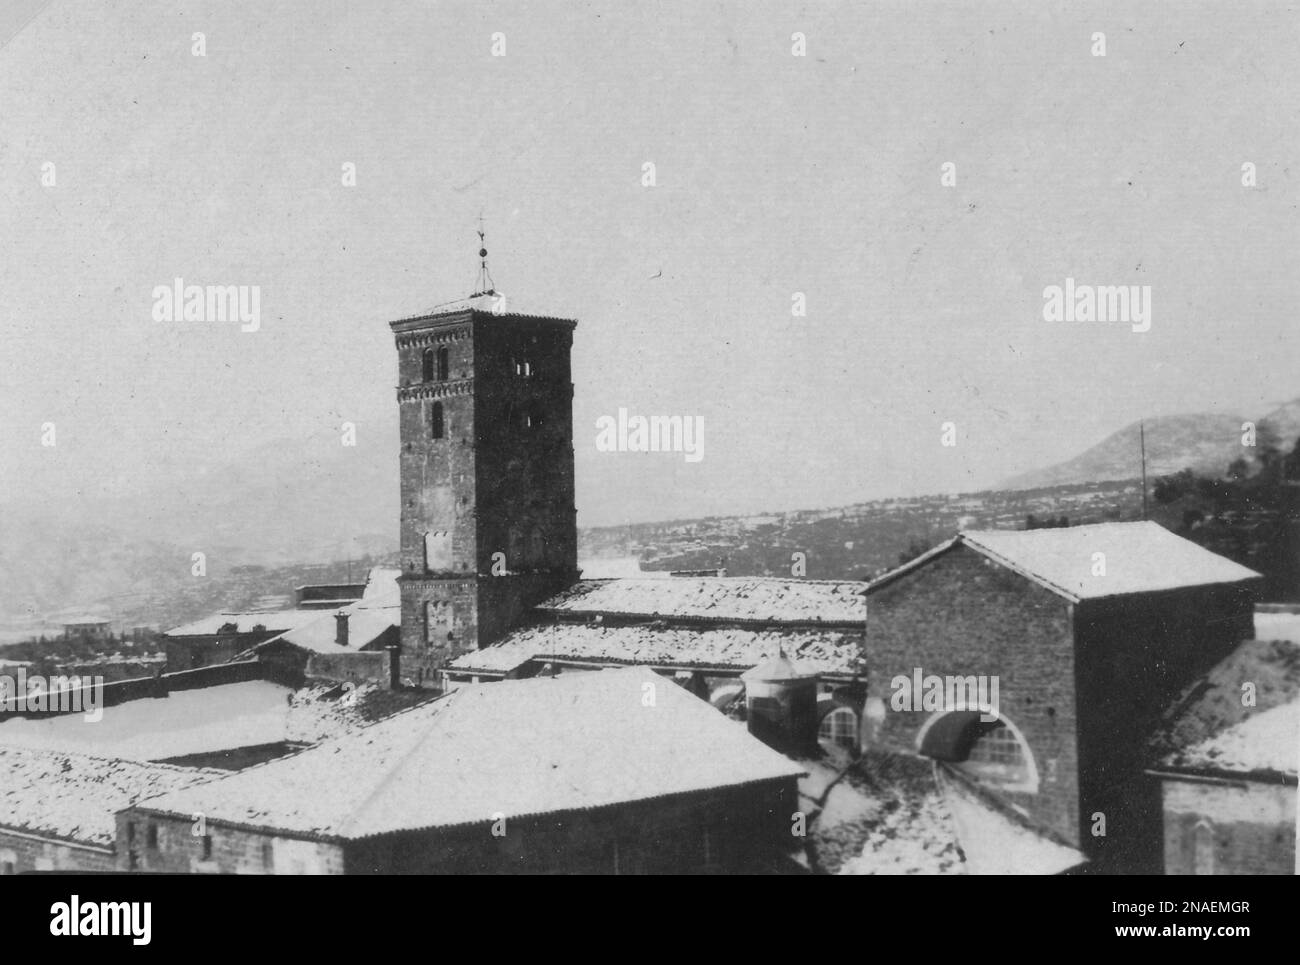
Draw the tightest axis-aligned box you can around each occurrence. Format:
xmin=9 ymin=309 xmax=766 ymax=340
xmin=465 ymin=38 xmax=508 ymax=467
xmin=430 ymin=401 xmax=444 ymax=439
xmin=422 ymin=348 xmax=435 ymax=382
xmin=436 ymin=347 xmax=450 ymax=381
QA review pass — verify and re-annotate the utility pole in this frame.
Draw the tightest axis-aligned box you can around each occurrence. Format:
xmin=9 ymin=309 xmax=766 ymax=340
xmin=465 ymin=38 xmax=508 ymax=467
xmin=1140 ymin=421 xmax=1149 ymax=520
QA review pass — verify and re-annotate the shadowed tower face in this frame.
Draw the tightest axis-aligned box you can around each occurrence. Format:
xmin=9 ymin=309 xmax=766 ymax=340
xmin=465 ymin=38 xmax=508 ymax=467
xmin=389 ymin=305 xmax=579 ymax=685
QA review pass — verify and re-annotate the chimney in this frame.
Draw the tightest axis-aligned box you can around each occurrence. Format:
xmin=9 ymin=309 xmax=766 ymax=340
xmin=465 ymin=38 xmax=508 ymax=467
xmin=386 ymin=644 xmax=400 ymax=690
xmin=335 ymin=612 xmax=349 ymax=647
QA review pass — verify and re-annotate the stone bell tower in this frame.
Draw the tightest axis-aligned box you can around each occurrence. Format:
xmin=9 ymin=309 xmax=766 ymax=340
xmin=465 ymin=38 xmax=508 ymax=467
xmin=388 ymin=260 xmax=578 ymax=686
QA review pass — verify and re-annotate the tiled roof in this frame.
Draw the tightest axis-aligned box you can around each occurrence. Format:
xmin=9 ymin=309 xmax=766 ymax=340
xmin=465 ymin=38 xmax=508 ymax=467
xmin=536 ymin=577 xmax=866 ymax=625
xmin=1153 ymin=638 xmax=1300 ymax=779
xmin=0 ymin=746 xmax=220 ymax=847
xmin=807 ymin=750 xmax=965 ymax=875
xmin=446 ymin=622 xmax=864 ymax=678
xmin=868 ymin=521 xmax=1260 ymax=602
xmin=132 ymin=667 xmax=805 ymax=841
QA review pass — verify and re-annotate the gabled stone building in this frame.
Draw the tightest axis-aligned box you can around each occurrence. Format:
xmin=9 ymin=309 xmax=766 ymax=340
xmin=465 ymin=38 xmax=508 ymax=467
xmin=118 ymin=667 xmax=804 ymax=874
xmin=861 ymin=522 xmax=1261 ymax=873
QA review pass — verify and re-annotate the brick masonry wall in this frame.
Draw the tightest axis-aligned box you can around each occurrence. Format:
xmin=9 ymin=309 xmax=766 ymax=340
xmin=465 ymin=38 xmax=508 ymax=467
xmin=305 ymin=650 xmax=390 ymax=686
xmin=865 ymin=544 xmax=1083 ymax=847
xmin=115 ymin=781 xmax=796 ymax=875
xmin=475 ymin=573 xmax=575 ymax=651
xmin=0 ymin=830 xmax=115 ymax=873
xmin=343 ymin=779 xmax=799 ymax=874
xmin=399 ymin=577 xmax=479 ymax=684
xmin=1073 ymin=584 xmax=1256 ymax=873
xmin=395 ymin=315 xmax=479 ymax=675
xmin=472 ymin=319 xmax=577 ymax=578
xmin=116 ymin=810 xmax=344 ymax=875
xmin=1161 ymin=779 xmax=1295 ymax=875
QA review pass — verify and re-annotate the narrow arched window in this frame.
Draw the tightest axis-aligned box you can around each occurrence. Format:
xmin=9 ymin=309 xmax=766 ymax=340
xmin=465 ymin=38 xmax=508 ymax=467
xmin=1193 ymin=819 xmax=1216 ymax=874
xmin=430 ymin=401 xmax=444 ymax=439
xmin=436 ymin=347 xmax=449 ymax=381
xmin=422 ymin=349 xmax=435 ymax=382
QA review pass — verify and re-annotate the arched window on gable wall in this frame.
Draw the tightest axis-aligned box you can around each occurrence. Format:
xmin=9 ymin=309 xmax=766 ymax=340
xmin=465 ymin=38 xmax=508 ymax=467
xmin=818 ymin=706 xmax=859 ymax=750
xmin=422 ymin=348 xmax=435 ymax=382
xmin=917 ymin=710 xmax=1040 ymax=794
xmin=436 ymin=347 xmax=449 ymax=381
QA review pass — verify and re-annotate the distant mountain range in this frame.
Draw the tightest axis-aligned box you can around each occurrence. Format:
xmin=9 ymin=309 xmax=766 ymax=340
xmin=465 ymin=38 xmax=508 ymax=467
xmin=1000 ymin=400 xmax=1300 ymax=491
xmin=1 ymin=398 xmax=1296 ymax=635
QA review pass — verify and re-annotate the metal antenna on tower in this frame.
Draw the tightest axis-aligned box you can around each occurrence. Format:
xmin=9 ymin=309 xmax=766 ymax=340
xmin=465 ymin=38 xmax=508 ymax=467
xmin=470 ymin=212 xmax=496 ymax=298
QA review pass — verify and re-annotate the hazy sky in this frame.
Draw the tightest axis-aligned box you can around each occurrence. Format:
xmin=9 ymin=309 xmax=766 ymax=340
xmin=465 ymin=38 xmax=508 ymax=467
xmin=2 ymin=1 xmax=1297 ymax=526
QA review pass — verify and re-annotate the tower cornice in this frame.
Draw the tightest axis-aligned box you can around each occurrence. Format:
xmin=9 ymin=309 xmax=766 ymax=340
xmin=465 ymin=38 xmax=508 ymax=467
xmin=396 ymin=380 xmax=473 ymax=403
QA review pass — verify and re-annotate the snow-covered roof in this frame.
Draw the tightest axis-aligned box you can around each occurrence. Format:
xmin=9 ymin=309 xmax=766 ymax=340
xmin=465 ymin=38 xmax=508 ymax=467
xmin=164 ymin=608 xmax=323 ymax=637
xmin=362 ymin=568 xmax=401 ymax=600
xmin=131 ymin=667 xmax=806 ymax=840
xmin=1151 ymin=637 xmax=1300 ymax=780
xmin=868 ymin=521 xmax=1260 ymax=603
xmin=1165 ymin=701 xmax=1300 ymax=780
xmin=253 ymin=599 xmax=399 ymax=657
xmin=0 ymin=678 xmax=427 ymax=765
xmin=936 ymin=765 xmax=1087 ymax=874
xmin=536 ymin=577 xmax=866 ymax=625
xmin=0 ymin=746 xmax=221 ymax=847
xmin=446 ymin=622 xmax=864 ymax=678
xmin=0 ymin=680 xmax=296 ymax=761
xmin=170 ymin=570 xmax=401 ymax=645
